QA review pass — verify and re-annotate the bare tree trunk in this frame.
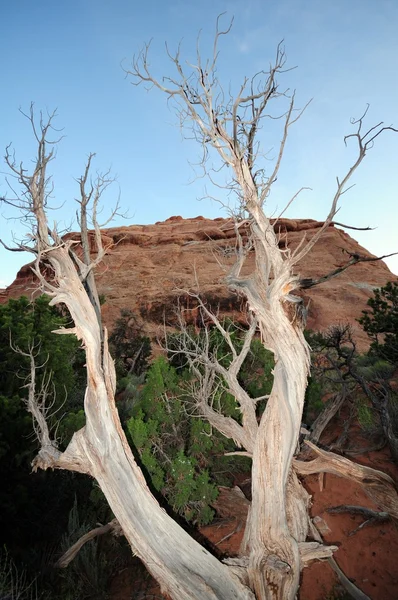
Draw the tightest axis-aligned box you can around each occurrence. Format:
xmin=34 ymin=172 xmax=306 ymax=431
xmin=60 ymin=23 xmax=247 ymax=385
xmin=232 ymin=262 xmax=310 ymax=599
xmin=38 ymin=250 xmax=255 ymax=600
xmin=4 ymin=22 xmax=398 ymax=596
xmin=81 ymin=396 xmax=253 ymax=600
xmin=246 ymin=346 xmax=309 ymax=598
xmin=126 ymin=24 xmax=398 ymax=592
xmin=1 ymin=108 xmax=255 ymax=600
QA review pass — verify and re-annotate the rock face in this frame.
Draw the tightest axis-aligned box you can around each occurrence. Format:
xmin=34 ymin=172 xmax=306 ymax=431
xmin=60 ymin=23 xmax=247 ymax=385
xmin=1 ymin=216 xmax=394 ymax=349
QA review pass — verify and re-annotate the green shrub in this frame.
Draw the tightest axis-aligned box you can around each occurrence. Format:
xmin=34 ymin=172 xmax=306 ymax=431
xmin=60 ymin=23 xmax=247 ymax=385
xmin=126 ymin=357 xmax=221 ymax=525
xmin=303 ymin=378 xmax=324 ymax=425
xmin=0 ymin=296 xmax=87 ymax=571
xmin=357 ymin=400 xmax=376 ymax=432
xmin=359 ymin=281 xmax=398 ymax=363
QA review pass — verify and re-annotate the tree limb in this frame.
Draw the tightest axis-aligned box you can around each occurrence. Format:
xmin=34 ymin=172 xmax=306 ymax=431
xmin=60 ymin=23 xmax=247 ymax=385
xmin=291 ymin=108 xmax=398 ymax=266
xmin=298 ymin=250 xmax=398 ymax=290
xmin=11 ymin=340 xmax=90 ymax=475
xmin=56 ymin=518 xmax=123 ymax=568
xmin=294 ymin=441 xmax=398 ymax=519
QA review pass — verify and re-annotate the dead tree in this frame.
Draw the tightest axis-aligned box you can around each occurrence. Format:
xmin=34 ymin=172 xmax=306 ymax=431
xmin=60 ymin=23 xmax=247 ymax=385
xmin=1 ymin=106 xmax=255 ymax=600
xmin=2 ymin=21 xmax=398 ymax=600
xmin=126 ymin=16 xmax=398 ymax=599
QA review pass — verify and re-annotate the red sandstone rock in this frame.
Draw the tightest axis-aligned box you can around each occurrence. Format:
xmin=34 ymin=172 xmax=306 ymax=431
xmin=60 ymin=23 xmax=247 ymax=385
xmin=1 ymin=216 xmax=395 ymax=350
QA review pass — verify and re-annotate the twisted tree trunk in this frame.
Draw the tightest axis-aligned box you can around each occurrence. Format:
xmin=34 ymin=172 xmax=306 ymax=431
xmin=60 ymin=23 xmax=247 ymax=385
xmin=245 ymin=335 xmax=309 ymax=599
xmin=5 ymin=25 xmax=398 ymax=598
xmin=227 ymin=203 xmax=312 ymax=598
xmin=36 ymin=247 xmax=254 ymax=600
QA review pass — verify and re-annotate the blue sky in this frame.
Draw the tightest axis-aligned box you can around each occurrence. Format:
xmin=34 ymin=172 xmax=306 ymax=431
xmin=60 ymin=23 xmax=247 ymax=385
xmin=1 ymin=0 xmax=397 ymax=286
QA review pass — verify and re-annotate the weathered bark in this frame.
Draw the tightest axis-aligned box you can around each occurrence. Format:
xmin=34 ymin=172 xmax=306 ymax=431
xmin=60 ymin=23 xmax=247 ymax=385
xmin=220 ymin=161 xmax=312 ymax=598
xmin=242 ymin=336 xmax=309 ymax=598
xmin=3 ymin=107 xmax=255 ymax=600
xmin=36 ymin=247 xmax=254 ymax=600
xmin=172 ymin=267 xmax=319 ymax=599
xmin=294 ymin=441 xmax=398 ymax=519
xmin=5 ymin=31 xmax=398 ymax=598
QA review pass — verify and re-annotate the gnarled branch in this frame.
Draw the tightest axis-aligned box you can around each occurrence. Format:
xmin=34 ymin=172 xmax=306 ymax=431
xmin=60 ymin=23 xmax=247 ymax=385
xmin=294 ymin=441 xmax=398 ymax=519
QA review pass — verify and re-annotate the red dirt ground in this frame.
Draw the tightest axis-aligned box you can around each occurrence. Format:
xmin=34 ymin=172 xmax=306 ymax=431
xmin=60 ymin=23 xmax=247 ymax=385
xmin=110 ymin=431 xmax=398 ymax=600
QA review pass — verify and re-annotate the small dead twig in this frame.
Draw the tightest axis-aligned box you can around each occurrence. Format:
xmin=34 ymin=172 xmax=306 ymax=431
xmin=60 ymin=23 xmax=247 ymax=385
xmin=327 ymin=504 xmax=390 ymax=536
xmin=215 ymin=524 xmax=241 ymax=546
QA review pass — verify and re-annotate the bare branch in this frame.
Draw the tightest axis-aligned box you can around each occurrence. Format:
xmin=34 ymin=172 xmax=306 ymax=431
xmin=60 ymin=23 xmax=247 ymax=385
xmin=294 ymin=441 xmax=398 ymax=519
xmin=328 ymin=558 xmax=371 ymax=600
xmin=2 ymin=102 xmax=258 ymax=599
xmin=165 ymin=302 xmax=258 ymax=452
xmin=331 ymin=221 xmax=375 ymax=231
xmin=327 ymin=504 xmax=390 ymax=536
xmin=10 ymin=340 xmax=89 ymax=475
xmin=72 ymin=154 xmax=120 ymax=330
xmin=274 ymin=187 xmax=312 ymax=223
xmin=291 ymin=111 xmax=398 ymax=265
xmin=298 ymin=541 xmax=337 ymax=566
xmin=298 ymin=250 xmax=398 ymax=290
xmin=56 ymin=518 xmax=123 ymax=568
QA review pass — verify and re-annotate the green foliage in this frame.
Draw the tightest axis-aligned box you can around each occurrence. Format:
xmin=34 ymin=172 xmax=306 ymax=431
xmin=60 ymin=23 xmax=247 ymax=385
xmin=0 ymin=296 xmax=89 ymax=577
xmin=355 ymin=354 xmax=395 ymax=380
xmin=0 ymin=295 xmax=80 ymax=400
xmin=58 ymin=410 xmax=86 ymax=447
xmin=357 ymin=400 xmax=376 ymax=432
xmin=168 ymin=320 xmax=274 ymax=403
xmin=125 ymin=321 xmax=272 ymax=526
xmin=239 ymin=337 xmax=274 ymax=414
xmin=0 ymin=394 xmax=32 ymax=464
xmin=169 ymin=452 xmax=218 ymax=524
xmin=359 ymin=281 xmax=398 ymax=363
xmin=307 ymin=324 xmax=398 ymax=446
xmin=126 ymin=356 xmax=220 ymax=525
xmin=109 ymin=309 xmax=151 ymax=380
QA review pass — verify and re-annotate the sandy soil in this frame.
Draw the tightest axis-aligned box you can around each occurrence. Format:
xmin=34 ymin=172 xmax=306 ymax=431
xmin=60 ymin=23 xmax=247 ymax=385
xmin=110 ymin=432 xmax=398 ymax=600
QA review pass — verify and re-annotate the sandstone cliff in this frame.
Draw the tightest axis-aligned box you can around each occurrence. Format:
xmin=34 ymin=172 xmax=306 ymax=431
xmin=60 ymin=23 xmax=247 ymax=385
xmin=1 ymin=216 xmax=394 ymax=349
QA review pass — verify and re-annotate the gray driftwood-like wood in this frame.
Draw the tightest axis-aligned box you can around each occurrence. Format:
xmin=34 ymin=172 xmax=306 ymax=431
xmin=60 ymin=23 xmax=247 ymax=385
xmin=37 ymin=248 xmax=255 ymax=600
xmin=1 ymin=107 xmax=255 ymax=600
xmin=126 ymin=18 xmax=398 ymax=599
xmin=2 ymin=20 xmax=398 ymax=598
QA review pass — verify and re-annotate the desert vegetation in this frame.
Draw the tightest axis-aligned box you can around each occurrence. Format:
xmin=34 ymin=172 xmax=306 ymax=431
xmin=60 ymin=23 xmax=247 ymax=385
xmin=0 ymin=15 xmax=398 ymax=600
xmin=0 ymin=287 xmax=397 ymax=599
